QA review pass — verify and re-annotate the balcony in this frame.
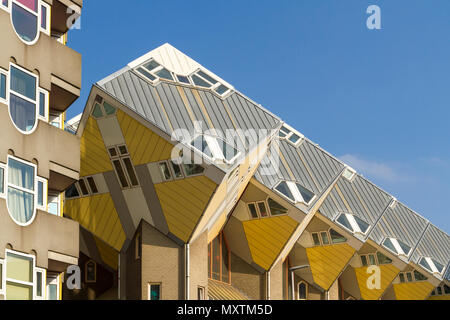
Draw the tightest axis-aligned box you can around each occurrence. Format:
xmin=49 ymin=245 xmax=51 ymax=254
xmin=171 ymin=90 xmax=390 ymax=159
xmin=51 ymin=0 xmax=83 ymax=35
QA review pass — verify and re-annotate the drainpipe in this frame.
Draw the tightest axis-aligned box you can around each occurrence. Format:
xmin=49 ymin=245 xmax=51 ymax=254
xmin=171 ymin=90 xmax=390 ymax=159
xmin=185 ymin=244 xmax=190 ymax=300
xmin=289 ymin=265 xmax=310 ymax=300
xmin=118 ymin=253 xmax=121 ymax=300
xmin=266 ymin=271 xmax=271 ymax=300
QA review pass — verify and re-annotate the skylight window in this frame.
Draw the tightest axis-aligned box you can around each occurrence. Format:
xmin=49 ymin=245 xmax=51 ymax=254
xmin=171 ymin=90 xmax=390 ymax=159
xmin=335 ymin=213 xmax=370 ymax=235
xmin=155 ymin=68 xmax=173 ymax=81
xmin=278 ymin=124 xmax=304 ymax=146
xmin=382 ymin=238 xmax=411 ymax=257
xmin=176 ymin=75 xmax=190 ymax=84
xmin=190 ymin=70 xmax=231 ymax=96
xmin=419 ymin=257 xmax=445 ymax=275
xmin=192 ymin=74 xmax=211 ymax=88
xmin=342 ymin=167 xmax=356 ymax=181
xmin=190 ymin=135 xmax=240 ymax=164
xmin=274 ymin=181 xmax=316 ymax=205
xmin=136 ymin=59 xmax=175 ymax=83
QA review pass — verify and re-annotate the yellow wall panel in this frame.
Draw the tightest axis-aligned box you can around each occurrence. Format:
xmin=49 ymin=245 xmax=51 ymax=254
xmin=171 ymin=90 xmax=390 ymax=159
xmin=154 ymin=176 xmax=217 ymax=243
xmin=94 ymin=236 xmax=119 ymax=270
xmin=306 ymin=244 xmax=355 ymax=290
xmin=428 ymin=295 xmax=450 ymax=300
xmin=80 ymin=117 xmax=113 ymax=177
xmin=65 ymin=194 xmax=126 ymax=252
xmin=354 ymin=264 xmax=399 ymax=300
xmin=393 ymin=281 xmax=434 ymax=300
xmin=243 ymin=216 xmax=298 ymax=270
xmin=116 ymin=110 xmax=174 ymax=166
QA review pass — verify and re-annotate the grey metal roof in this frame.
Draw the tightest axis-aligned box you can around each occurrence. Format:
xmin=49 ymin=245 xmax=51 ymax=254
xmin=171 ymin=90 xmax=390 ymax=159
xmin=369 ymin=202 xmax=429 ymax=258
xmin=97 ymin=68 xmax=281 ymax=152
xmin=319 ymin=174 xmax=393 ymax=237
xmin=410 ymin=224 xmax=450 ymax=274
xmin=254 ymin=138 xmax=345 ymax=208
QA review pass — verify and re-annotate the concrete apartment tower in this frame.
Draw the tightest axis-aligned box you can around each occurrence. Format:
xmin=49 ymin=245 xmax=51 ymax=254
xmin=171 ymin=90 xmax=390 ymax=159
xmin=0 ymin=0 xmax=82 ymax=300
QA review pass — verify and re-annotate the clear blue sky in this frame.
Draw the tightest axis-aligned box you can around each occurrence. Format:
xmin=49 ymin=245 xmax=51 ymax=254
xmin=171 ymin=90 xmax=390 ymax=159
xmin=67 ymin=0 xmax=450 ymax=233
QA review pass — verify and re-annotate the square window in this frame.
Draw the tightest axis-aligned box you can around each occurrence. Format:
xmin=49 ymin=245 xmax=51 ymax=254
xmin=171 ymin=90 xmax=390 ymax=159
xmin=360 ymin=255 xmax=368 ymax=267
xmin=312 ymin=233 xmax=321 ymax=246
xmin=118 ymin=145 xmax=128 ymax=155
xmin=149 ymin=284 xmax=161 ymax=300
xmin=108 ymin=147 xmax=118 ymax=158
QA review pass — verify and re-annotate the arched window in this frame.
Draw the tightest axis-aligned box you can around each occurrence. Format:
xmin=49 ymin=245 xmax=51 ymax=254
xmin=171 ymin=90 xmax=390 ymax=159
xmin=9 ymin=64 xmax=39 ymax=134
xmin=6 ymin=155 xmax=37 ymax=226
xmin=298 ymin=281 xmax=307 ymax=300
xmin=11 ymin=0 xmax=40 ymax=45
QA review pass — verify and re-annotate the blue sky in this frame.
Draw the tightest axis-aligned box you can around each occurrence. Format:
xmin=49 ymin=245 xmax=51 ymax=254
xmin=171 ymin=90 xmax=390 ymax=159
xmin=68 ymin=0 xmax=450 ymax=232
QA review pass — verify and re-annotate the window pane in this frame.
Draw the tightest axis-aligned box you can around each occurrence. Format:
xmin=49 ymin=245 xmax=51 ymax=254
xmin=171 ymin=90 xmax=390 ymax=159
xmin=191 ymin=136 xmax=213 ymax=158
xmin=275 ymin=181 xmax=295 ymax=202
xmin=212 ymin=236 xmax=220 ymax=281
xmin=158 ymin=162 xmax=172 ymax=181
xmin=221 ymin=237 xmax=229 ymax=283
xmin=1 ymin=0 xmax=8 ymax=8
xmin=176 ymin=75 xmax=190 ymax=84
xmin=6 ymin=282 xmax=33 ymax=300
xmin=432 ymin=259 xmax=444 ymax=273
xmin=257 ymin=202 xmax=268 ymax=217
xmin=383 ymin=238 xmax=398 ymax=254
xmin=87 ymin=177 xmax=98 ymax=194
xmin=108 ymin=147 xmax=117 ymax=158
xmin=47 ymin=283 xmax=58 ymax=300
xmin=92 ymin=103 xmax=103 ymax=118
xmin=419 ymin=257 xmax=432 ymax=272
xmin=9 ymin=93 xmax=36 ymax=132
xmin=7 ymin=188 xmax=34 ymax=224
xmin=36 ymin=271 xmax=42 ymax=297
xmin=183 ymin=164 xmax=204 ymax=176
xmin=0 ymin=73 xmax=6 ymax=99
xmin=406 ymin=273 xmax=413 ymax=282
xmin=436 ymin=286 xmax=442 ymax=295
xmin=368 ymin=254 xmax=376 ymax=266
xmin=150 ymin=284 xmax=160 ymax=300
xmin=329 ymin=229 xmax=346 ymax=244
xmin=78 ymin=179 xmax=89 ymax=195
xmin=320 ymin=232 xmax=329 ymax=245
xmin=143 ymin=60 xmax=160 ymax=71
xmin=289 ymin=133 xmax=301 ymax=144
xmin=352 ymin=215 xmax=369 ymax=234
xmin=10 ymin=66 xmax=36 ymax=100
xmin=40 ymin=5 xmax=47 ymax=29
xmin=399 ymin=273 xmax=405 ymax=283
xmin=113 ymin=160 xmax=129 ymax=188
xmin=0 ymin=167 xmax=4 ymax=194
xmin=170 ymin=161 xmax=183 ymax=179
xmin=6 ymin=252 xmax=32 ymax=282
xmin=219 ymin=139 xmax=239 ymax=161
xmin=360 ymin=255 xmax=368 ymax=267
xmin=137 ymin=67 xmax=156 ymax=81
xmin=65 ymin=184 xmax=79 ymax=199
xmin=397 ymin=239 xmax=411 ymax=256
xmin=336 ymin=214 xmax=353 ymax=232
xmin=413 ymin=270 xmax=427 ymax=281
xmin=215 ymin=84 xmax=229 ymax=95
xmin=103 ymin=102 xmax=116 ymax=115
xmin=47 ymin=195 xmax=59 ymax=216
xmin=312 ymin=233 xmax=321 ymax=246
xmin=248 ymin=203 xmax=258 ymax=219
xmin=267 ymin=198 xmax=288 ymax=216
xmin=123 ymin=158 xmax=139 ymax=186
xmin=155 ymin=68 xmax=173 ymax=81
xmin=296 ymin=183 xmax=315 ymax=204
xmin=39 ymin=92 xmax=45 ymax=117
xmin=11 ymin=3 xmax=38 ymax=43
xmin=197 ymin=71 xmax=218 ymax=85
xmin=298 ymin=283 xmax=307 ymax=300
xmin=444 ymin=285 xmax=450 ymax=294
xmin=376 ymin=252 xmax=392 ymax=265
xmin=192 ymin=74 xmax=211 ymax=88
xmin=37 ymin=180 xmax=43 ymax=206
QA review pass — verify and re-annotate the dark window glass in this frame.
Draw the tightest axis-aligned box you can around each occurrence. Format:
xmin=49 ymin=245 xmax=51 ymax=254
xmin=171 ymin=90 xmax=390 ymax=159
xmin=257 ymin=202 xmax=268 ymax=217
xmin=0 ymin=73 xmax=6 ymax=99
xmin=65 ymin=184 xmax=79 ymax=199
xmin=376 ymin=252 xmax=392 ymax=265
xmin=123 ymin=158 xmax=139 ymax=186
xmin=399 ymin=273 xmax=405 ymax=283
xmin=143 ymin=60 xmax=160 ymax=71
xmin=197 ymin=71 xmax=218 ymax=85
xmin=383 ymin=238 xmax=398 ymax=254
xmin=248 ymin=203 xmax=258 ymax=219
xmin=183 ymin=163 xmax=204 ymax=176
xmin=170 ymin=161 xmax=183 ymax=179
xmin=103 ymin=102 xmax=116 ymax=115
xmin=191 ymin=135 xmax=213 ymax=158
xmin=312 ymin=233 xmax=321 ymax=246
xmin=360 ymin=255 xmax=368 ymax=267
xmin=113 ymin=160 xmax=129 ymax=188
xmin=10 ymin=66 xmax=36 ymax=100
xmin=39 ymin=91 xmax=45 ymax=117
xmin=0 ymin=167 xmax=4 ymax=194
xmin=78 ymin=179 xmax=89 ymax=195
xmin=215 ymin=84 xmax=229 ymax=95
xmin=289 ymin=133 xmax=301 ymax=144
xmin=150 ymin=284 xmax=161 ymax=300
xmin=92 ymin=103 xmax=103 ymax=118
xmin=419 ymin=257 xmax=432 ymax=272
xmin=413 ymin=270 xmax=427 ymax=281
xmin=85 ymin=261 xmax=96 ymax=283
xmin=267 ymin=198 xmax=288 ymax=216
xmin=12 ymin=3 xmax=38 ymax=43
xmin=337 ymin=214 xmax=353 ymax=232
xmin=155 ymin=68 xmax=173 ymax=81
xmin=87 ymin=177 xmax=98 ymax=194
xmin=329 ymin=229 xmax=346 ymax=244
xmin=436 ymin=286 xmax=442 ymax=295
xmin=108 ymin=147 xmax=117 ymax=158
xmin=197 ymin=287 xmax=205 ymax=300
xmin=444 ymin=285 xmax=450 ymax=294
xmin=2 ymin=0 xmax=9 ymax=8
xmin=37 ymin=180 xmax=43 ymax=206
xmin=298 ymin=282 xmax=307 ymax=300
xmin=397 ymin=239 xmax=411 ymax=256
xmin=36 ymin=271 xmax=42 ymax=297
xmin=192 ymin=74 xmax=211 ymax=88
xmin=368 ymin=254 xmax=376 ymax=266
xmin=432 ymin=259 xmax=444 ymax=273
xmin=296 ymin=183 xmax=315 ymax=204
xmin=320 ymin=232 xmax=329 ymax=245
xmin=275 ymin=181 xmax=295 ymax=202
xmin=137 ymin=67 xmax=156 ymax=81
xmin=40 ymin=4 xmax=47 ymax=29
xmin=159 ymin=162 xmax=172 ymax=181
xmin=10 ymin=94 xmax=36 ymax=132
xmin=406 ymin=272 xmax=413 ymax=282
xmin=176 ymin=75 xmax=190 ymax=84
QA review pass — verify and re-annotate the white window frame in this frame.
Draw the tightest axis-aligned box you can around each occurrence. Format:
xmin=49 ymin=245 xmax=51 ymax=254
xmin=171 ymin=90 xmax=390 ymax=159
xmin=37 ymin=88 xmax=49 ymax=122
xmin=10 ymin=0 xmax=42 ymax=46
xmin=278 ymin=124 xmax=304 ymax=147
xmin=47 ymin=192 xmax=61 ymax=217
xmin=4 ymin=249 xmax=36 ymax=300
xmin=342 ymin=166 xmax=356 ymax=181
xmin=34 ymin=267 xmax=46 ymax=300
xmin=0 ymin=0 xmax=10 ymax=12
xmin=46 ymin=273 xmax=60 ymax=300
xmin=8 ymin=63 xmax=40 ymax=135
xmin=335 ymin=213 xmax=370 ymax=236
xmin=382 ymin=237 xmax=410 ymax=258
xmin=274 ymin=180 xmax=316 ymax=206
xmin=0 ymin=162 xmax=6 ymax=199
xmin=36 ymin=176 xmax=47 ymax=211
xmin=420 ymin=257 xmax=443 ymax=275
xmin=190 ymin=69 xmax=231 ymax=97
xmin=39 ymin=0 xmax=50 ymax=36
xmin=6 ymin=155 xmax=38 ymax=226
xmin=0 ymin=68 xmax=8 ymax=104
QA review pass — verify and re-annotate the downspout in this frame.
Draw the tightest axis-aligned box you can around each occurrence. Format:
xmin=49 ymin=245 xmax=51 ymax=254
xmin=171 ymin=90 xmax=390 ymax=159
xmin=118 ymin=253 xmax=121 ymax=300
xmin=266 ymin=271 xmax=270 ymax=300
xmin=185 ymin=244 xmax=190 ymax=300
xmin=290 ymin=270 xmax=295 ymax=300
